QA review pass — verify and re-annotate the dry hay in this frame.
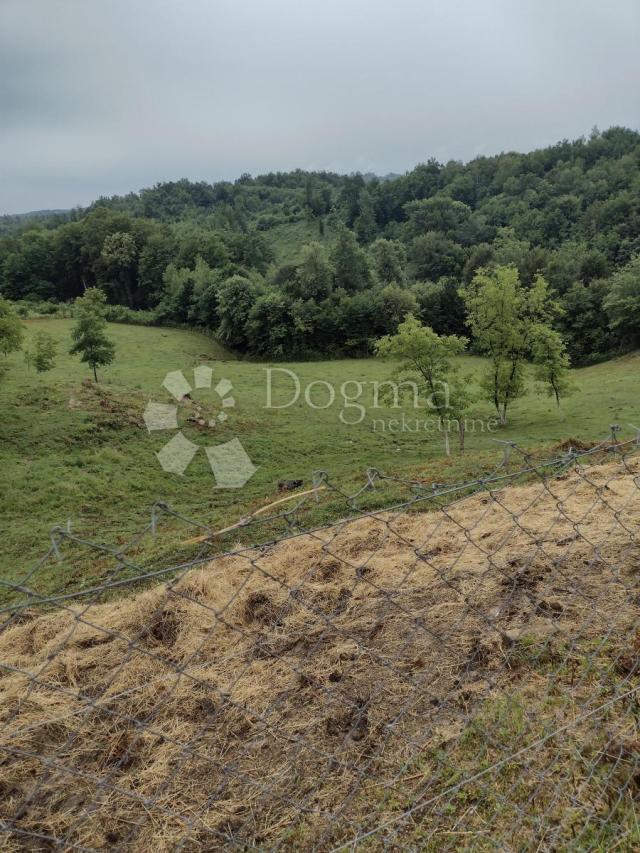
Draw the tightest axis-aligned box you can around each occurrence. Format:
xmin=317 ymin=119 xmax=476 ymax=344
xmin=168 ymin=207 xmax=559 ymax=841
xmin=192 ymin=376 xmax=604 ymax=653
xmin=1 ymin=457 xmax=640 ymax=850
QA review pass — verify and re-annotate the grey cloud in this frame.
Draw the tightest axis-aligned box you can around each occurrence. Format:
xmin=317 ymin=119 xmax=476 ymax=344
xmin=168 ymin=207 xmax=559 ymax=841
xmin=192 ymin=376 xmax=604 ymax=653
xmin=1 ymin=0 xmax=639 ymax=213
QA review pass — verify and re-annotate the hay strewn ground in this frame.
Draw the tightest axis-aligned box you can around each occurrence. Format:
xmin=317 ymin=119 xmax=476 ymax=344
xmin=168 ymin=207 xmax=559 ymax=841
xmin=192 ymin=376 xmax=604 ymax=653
xmin=1 ymin=457 xmax=640 ymax=850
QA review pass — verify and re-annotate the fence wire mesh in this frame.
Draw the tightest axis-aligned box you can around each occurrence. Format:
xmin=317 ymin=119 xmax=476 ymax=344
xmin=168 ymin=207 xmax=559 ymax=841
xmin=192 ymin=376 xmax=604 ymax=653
xmin=1 ymin=430 xmax=640 ymax=851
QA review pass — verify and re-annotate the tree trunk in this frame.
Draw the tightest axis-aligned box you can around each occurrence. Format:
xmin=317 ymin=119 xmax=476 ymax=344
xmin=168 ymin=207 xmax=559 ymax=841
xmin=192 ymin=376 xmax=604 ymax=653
xmin=93 ymin=364 xmax=98 ymax=382
xmin=459 ymin=421 xmax=465 ymax=452
xmin=499 ymin=404 xmax=508 ymax=426
xmin=443 ymin=428 xmax=450 ymax=456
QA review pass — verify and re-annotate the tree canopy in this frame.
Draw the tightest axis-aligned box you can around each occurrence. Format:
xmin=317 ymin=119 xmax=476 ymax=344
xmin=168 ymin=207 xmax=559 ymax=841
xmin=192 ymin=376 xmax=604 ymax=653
xmin=2 ymin=127 xmax=640 ymax=361
xmin=462 ymin=266 xmax=569 ymax=424
xmin=375 ymin=315 xmax=472 ymax=452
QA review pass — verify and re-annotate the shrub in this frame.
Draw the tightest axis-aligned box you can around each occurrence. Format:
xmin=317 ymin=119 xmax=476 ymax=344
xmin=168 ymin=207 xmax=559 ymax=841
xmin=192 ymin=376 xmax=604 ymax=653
xmin=102 ymin=305 xmax=159 ymax=326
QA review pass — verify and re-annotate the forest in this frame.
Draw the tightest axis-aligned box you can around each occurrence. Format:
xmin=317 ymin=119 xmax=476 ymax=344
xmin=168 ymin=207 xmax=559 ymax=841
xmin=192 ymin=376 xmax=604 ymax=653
xmin=2 ymin=126 xmax=640 ymax=364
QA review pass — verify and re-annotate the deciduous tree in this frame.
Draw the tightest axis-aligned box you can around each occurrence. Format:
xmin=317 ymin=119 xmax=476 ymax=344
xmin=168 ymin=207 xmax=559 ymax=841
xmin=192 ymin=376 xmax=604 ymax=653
xmin=0 ymin=297 xmax=24 ymax=380
xmin=376 ymin=315 xmax=472 ymax=453
xmin=604 ymin=256 xmax=640 ymax=346
xmin=294 ymin=243 xmax=332 ymax=300
xmin=531 ymin=325 xmax=574 ymax=408
xmin=369 ymin=239 xmax=407 ymax=285
xmin=25 ymin=331 xmax=57 ymax=373
xmin=69 ymin=288 xmax=115 ymax=381
xmin=462 ymin=265 xmax=560 ymax=425
xmin=331 ymin=229 xmax=372 ymax=293
xmin=217 ymin=274 xmax=263 ymax=350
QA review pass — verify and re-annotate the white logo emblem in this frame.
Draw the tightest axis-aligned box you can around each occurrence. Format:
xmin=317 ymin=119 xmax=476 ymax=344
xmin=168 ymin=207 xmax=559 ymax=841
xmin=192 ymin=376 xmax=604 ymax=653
xmin=143 ymin=367 xmax=258 ymax=487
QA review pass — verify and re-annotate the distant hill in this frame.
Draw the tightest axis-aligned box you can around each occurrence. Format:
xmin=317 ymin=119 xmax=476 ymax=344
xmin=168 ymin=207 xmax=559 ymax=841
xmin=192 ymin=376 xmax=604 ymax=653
xmin=1 ymin=208 xmax=69 ymax=221
xmin=0 ymin=208 xmax=72 ymax=235
xmin=1 ymin=126 xmax=639 ymax=364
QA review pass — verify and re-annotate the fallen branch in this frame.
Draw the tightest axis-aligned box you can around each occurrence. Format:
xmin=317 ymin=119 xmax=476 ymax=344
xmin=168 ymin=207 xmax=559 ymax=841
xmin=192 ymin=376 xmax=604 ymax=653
xmin=183 ymin=485 xmax=326 ymax=544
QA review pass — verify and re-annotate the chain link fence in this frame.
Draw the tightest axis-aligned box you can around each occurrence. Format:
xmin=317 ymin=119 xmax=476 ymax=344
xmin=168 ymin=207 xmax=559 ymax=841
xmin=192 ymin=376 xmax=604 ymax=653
xmin=1 ymin=430 xmax=640 ymax=850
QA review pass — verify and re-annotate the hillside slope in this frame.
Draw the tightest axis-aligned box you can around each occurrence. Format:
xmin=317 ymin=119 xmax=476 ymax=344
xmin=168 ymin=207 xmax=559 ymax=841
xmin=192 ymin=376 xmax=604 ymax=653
xmin=3 ymin=318 xmax=640 ymax=589
xmin=1 ymin=453 xmax=639 ymax=849
xmin=3 ymin=127 xmax=640 ymax=363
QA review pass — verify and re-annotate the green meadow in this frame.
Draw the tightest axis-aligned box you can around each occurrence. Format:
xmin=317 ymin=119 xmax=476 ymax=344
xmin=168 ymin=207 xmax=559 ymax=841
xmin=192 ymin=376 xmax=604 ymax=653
xmin=1 ymin=318 xmax=639 ymax=587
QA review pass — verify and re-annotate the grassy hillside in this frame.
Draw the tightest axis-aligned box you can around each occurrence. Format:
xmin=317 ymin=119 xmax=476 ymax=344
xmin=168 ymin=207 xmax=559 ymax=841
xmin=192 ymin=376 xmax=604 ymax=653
xmin=1 ymin=319 xmax=639 ymax=586
xmin=266 ymin=219 xmax=334 ymax=265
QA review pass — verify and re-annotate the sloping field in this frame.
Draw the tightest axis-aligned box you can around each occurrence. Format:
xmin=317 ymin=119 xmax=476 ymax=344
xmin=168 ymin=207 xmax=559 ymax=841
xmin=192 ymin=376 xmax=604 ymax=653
xmin=4 ymin=318 xmax=640 ymax=581
xmin=1 ymin=454 xmax=640 ymax=850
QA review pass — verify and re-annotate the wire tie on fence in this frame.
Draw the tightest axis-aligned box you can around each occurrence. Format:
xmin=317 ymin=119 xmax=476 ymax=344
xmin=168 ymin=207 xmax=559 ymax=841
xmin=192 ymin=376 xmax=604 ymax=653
xmin=49 ymin=526 xmax=64 ymax=562
xmin=610 ymin=423 xmax=621 ymax=447
xmin=365 ymin=468 xmax=380 ymax=490
xmin=312 ymin=471 xmax=328 ymax=500
xmin=150 ymin=501 xmax=169 ymax=538
xmin=492 ymin=438 xmax=515 ymax=467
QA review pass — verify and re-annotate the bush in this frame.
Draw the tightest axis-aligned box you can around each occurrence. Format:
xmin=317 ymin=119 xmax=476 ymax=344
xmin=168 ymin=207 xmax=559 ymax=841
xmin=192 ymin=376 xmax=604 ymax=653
xmin=255 ymin=213 xmax=283 ymax=231
xmin=102 ymin=305 xmax=159 ymax=326
xmin=10 ymin=300 xmax=71 ymax=319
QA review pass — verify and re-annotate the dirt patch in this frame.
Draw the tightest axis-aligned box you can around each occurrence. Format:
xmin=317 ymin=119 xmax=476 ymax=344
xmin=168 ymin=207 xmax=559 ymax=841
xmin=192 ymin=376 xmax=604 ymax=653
xmin=552 ymin=436 xmax=607 ymax=453
xmin=243 ymin=591 xmax=283 ymax=625
xmin=71 ymin=381 xmax=145 ymax=430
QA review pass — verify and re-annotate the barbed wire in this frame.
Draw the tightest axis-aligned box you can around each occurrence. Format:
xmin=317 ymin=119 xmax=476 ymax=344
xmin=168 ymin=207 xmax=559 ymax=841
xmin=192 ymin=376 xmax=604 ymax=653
xmin=1 ymin=428 xmax=640 ymax=850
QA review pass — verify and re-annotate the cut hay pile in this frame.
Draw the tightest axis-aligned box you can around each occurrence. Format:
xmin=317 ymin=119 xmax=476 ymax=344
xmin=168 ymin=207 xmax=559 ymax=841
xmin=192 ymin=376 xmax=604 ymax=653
xmin=1 ymin=457 xmax=640 ymax=850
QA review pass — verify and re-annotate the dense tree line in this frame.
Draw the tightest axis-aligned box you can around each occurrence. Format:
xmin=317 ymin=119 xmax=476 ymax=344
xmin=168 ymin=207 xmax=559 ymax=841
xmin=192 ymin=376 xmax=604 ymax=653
xmin=2 ymin=127 xmax=640 ymax=361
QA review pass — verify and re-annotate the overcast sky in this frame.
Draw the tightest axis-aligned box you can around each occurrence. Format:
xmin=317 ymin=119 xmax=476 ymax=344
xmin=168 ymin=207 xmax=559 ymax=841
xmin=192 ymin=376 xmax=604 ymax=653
xmin=1 ymin=0 xmax=639 ymax=214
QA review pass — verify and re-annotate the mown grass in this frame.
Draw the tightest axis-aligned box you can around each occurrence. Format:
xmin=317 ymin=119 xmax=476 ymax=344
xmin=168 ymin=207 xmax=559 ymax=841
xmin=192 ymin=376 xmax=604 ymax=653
xmin=1 ymin=318 xmax=639 ymax=593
